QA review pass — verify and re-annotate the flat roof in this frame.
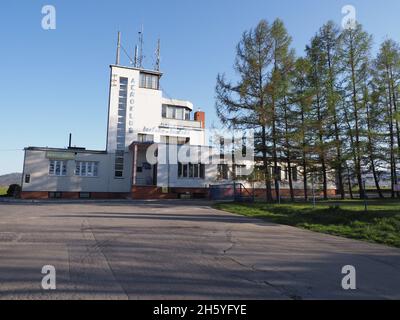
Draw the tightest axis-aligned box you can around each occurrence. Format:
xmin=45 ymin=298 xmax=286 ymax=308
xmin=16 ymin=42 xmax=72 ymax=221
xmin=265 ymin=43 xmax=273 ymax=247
xmin=162 ymin=98 xmax=194 ymax=110
xmin=25 ymin=147 xmax=107 ymax=154
xmin=110 ymin=64 xmax=163 ymax=76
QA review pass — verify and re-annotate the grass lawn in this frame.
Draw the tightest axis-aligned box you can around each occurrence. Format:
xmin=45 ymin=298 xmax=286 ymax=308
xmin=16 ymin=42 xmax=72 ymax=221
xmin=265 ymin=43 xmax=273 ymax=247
xmin=214 ymin=200 xmax=400 ymax=248
xmin=0 ymin=186 xmax=7 ymax=196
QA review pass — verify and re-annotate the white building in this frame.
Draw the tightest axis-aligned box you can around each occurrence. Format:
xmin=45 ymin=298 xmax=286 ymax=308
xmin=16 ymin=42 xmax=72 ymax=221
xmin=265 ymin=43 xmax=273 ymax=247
xmin=20 ymin=34 xmax=337 ymax=200
xmin=21 ymin=36 xmax=222 ymax=200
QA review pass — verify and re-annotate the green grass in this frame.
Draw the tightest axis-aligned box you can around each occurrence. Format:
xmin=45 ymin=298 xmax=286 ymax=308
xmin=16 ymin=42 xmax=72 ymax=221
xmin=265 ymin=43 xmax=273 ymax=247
xmin=214 ymin=200 xmax=400 ymax=248
xmin=0 ymin=186 xmax=7 ymax=196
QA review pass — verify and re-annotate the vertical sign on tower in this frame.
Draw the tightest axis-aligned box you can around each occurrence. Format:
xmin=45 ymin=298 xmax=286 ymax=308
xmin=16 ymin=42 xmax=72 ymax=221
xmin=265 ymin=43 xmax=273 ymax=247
xmin=128 ymin=78 xmax=136 ymax=133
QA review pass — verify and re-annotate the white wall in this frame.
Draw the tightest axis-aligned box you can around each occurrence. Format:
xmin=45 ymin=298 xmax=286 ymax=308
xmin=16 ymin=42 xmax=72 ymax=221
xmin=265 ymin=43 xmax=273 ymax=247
xmin=22 ymin=149 xmax=132 ymax=193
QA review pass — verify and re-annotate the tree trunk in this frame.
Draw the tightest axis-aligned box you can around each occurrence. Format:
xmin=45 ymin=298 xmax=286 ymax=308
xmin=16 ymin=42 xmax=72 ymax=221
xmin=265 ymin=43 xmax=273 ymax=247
xmin=262 ymin=126 xmax=273 ymax=202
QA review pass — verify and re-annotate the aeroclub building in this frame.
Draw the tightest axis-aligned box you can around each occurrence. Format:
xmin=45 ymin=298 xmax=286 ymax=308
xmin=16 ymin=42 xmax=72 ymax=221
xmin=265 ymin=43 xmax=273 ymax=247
xmin=20 ymin=33 xmax=336 ymax=200
xmin=20 ymin=34 xmax=230 ymax=200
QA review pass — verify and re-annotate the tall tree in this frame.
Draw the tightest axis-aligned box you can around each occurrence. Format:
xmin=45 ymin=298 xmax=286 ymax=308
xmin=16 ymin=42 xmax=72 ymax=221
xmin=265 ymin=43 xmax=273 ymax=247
xmin=319 ymin=21 xmax=346 ymax=199
xmin=291 ymin=57 xmax=314 ymax=200
xmin=306 ymin=36 xmax=330 ymax=199
xmin=215 ymin=20 xmax=274 ymax=201
xmin=338 ymin=23 xmax=373 ymax=198
xmin=373 ymin=39 xmax=400 ymax=197
xmin=268 ymin=19 xmax=296 ymax=200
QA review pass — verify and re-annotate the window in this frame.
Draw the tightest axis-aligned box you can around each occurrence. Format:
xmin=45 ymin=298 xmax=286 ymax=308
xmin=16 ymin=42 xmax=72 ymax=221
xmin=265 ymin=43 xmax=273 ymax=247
xmin=137 ymin=134 xmax=154 ymax=143
xmin=272 ymin=166 xmax=282 ymax=181
xmin=79 ymin=192 xmax=91 ymax=199
xmin=235 ymin=165 xmax=247 ymax=179
xmin=49 ymin=192 xmax=62 ymax=199
xmin=162 ymin=105 xmax=191 ymax=120
xmin=176 ymin=108 xmax=183 ymax=120
xmin=184 ymin=109 xmax=190 ymax=120
xmin=160 ymin=136 xmax=190 ymax=145
xmin=139 ymin=73 xmax=159 ymax=90
xmin=178 ymin=163 xmax=205 ymax=179
xmin=115 ymin=77 xmax=128 ymax=178
xmin=75 ymin=161 xmax=99 ymax=177
xmin=292 ymin=166 xmax=298 ymax=181
xmin=115 ymin=150 xmax=125 ymax=178
xmin=217 ymin=164 xmax=229 ymax=180
xmin=49 ymin=160 xmax=67 ymax=176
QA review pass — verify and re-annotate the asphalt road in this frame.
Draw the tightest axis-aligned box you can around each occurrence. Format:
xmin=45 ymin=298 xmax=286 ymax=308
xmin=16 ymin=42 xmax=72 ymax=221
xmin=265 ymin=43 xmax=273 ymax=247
xmin=0 ymin=200 xmax=399 ymax=300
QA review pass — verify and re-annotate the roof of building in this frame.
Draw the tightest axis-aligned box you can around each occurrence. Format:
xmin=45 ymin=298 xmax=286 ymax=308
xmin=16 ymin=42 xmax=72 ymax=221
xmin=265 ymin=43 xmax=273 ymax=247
xmin=110 ymin=64 xmax=163 ymax=76
xmin=162 ymin=98 xmax=194 ymax=110
xmin=25 ymin=147 xmax=107 ymax=154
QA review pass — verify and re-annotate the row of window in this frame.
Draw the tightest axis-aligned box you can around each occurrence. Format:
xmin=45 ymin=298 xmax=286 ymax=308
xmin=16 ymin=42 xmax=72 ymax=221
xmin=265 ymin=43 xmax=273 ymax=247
xmin=216 ymin=165 xmax=299 ymax=181
xmin=139 ymin=73 xmax=159 ymax=90
xmin=49 ymin=160 xmax=99 ymax=177
xmin=49 ymin=192 xmax=91 ymax=199
xmin=160 ymin=135 xmax=190 ymax=145
xmin=178 ymin=163 xmax=206 ymax=179
xmin=162 ymin=105 xmax=191 ymax=120
xmin=115 ymin=77 xmax=128 ymax=178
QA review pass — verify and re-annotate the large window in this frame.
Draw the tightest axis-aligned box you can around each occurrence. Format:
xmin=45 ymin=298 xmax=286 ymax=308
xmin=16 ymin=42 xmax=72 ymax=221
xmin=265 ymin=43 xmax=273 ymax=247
xmin=137 ymin=134 xmax=154 ymax=143
xmin=49 ymin=160 xmax=67 ymax=176
xmin=139 ymin=73 xmax=159 ymax=90
xmin=178 ymin=163 xmax=205 ymax=179
xmin=217 ymin=164 xmax=229 ymax=180
xmin=114 ymin=150 xmax=125 ymax=178
xmin=160 ymin=136 xmax=190 ymax=145
xmin=162 ymin=105 xmax=190 ymax=120
xmin=75 ymin=161 xmax=99 ymax=177
xmin=235 ymin=164 xmax=247 ymax=179
xmin=115 ymin=77 xmax=128 ymax=178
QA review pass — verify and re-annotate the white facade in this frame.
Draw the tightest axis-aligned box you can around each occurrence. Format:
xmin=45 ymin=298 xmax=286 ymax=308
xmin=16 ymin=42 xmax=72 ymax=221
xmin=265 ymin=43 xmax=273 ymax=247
xmin=21 ymin=63 xmax=214 ymax=197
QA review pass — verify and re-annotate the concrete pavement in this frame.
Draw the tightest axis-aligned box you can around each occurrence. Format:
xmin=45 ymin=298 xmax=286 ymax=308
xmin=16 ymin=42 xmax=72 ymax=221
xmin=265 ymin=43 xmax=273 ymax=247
xmin=0 ymin=200 xmax=399 ymax=299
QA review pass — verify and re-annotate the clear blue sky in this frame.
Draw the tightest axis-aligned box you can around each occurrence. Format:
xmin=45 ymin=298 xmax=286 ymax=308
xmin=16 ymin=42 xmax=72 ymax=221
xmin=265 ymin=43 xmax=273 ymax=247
xmin=0 ymin=0 xmax=399 ymax=175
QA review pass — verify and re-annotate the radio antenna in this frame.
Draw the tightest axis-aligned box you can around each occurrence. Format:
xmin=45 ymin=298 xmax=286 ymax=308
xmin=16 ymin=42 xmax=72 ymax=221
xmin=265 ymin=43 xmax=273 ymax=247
xmin=155 ymin=39 xmax=161 ymax=71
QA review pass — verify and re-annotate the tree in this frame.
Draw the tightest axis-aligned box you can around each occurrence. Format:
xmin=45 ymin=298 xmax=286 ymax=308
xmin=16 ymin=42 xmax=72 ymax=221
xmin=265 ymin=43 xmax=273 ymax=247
xmin=306 ymin=35 xmax=330 ymax=199
xmin=373 ymin=39 xmax=400 ymax=198
xmin=290 ymin=57 xmax=314 ymax=200
xmin=319 ymin=21 xmax=346 ymax=199
xmin=338 ymin=23 xmax=373 ymax=198
xmin=215 ymin=20 xmax=274 ymax=201
xmin=268 ymin=19 xmax=296 ymax=201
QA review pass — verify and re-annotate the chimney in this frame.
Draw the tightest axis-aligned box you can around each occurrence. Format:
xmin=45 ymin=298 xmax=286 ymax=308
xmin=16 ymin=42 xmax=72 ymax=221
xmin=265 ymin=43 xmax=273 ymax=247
xmin=194 ymin=110 xmax=205 ymax=129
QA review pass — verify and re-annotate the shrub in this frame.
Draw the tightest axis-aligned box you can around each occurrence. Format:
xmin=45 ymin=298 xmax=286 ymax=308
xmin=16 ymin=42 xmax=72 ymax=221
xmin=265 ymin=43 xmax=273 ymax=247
xmin=7 ymin=184 xmax=21 ymax=197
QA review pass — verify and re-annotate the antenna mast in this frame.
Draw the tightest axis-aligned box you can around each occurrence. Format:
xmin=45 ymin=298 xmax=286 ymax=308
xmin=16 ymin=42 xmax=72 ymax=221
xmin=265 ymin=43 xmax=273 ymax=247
xmin=116 ymin=31 xmax=121 ymax=65
xmin=138 ymin=25 xmax=144 ymax=68
xmin=134 ymin=45 xmax=139 ymax=67
xmin=155 ymin=39 xmax=161 ymax=71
